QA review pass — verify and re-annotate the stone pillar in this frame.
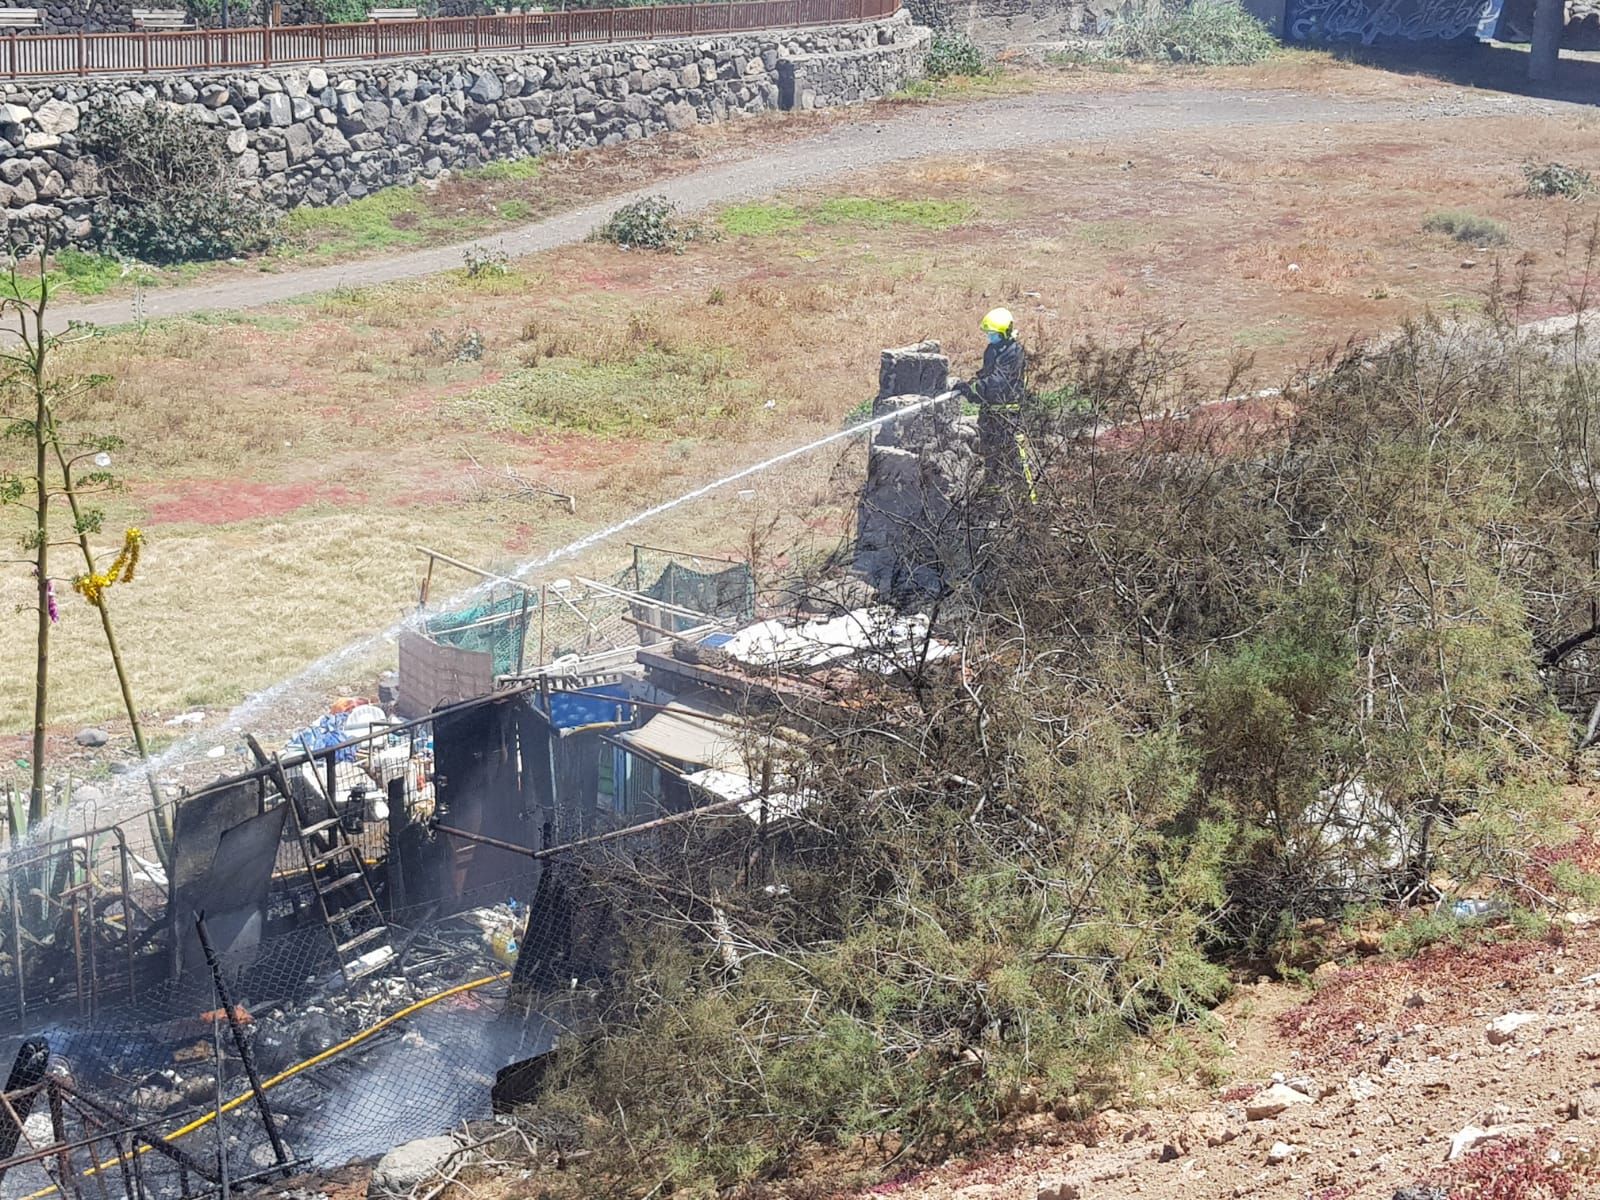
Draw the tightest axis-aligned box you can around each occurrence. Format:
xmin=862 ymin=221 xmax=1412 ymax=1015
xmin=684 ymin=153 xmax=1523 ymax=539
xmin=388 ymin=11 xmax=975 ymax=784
xmin=853 ymin=343 xmax=976 ymax=595
xmin=1530 ymin=0 xmax=1563 ymax=81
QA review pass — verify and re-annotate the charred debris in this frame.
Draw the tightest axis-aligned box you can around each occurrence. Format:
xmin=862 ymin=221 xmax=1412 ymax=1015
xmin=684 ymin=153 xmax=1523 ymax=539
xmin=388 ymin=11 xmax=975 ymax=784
xmin=0 ymin=364 xmax=970 ymax=1200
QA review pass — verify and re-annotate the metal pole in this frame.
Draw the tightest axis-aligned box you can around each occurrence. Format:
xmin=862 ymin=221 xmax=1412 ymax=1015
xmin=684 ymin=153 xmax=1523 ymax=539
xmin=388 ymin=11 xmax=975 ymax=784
xmin=433 ymin=794 xmax=754 ymax=861
xmin=194 ymin=915 xmax=289 ymax=1169
xmin=211 ymin=982 xmax=228 ymax=1200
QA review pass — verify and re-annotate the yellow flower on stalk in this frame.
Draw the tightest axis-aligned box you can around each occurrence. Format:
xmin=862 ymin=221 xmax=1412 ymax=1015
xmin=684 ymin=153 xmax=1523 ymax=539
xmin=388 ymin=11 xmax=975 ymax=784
xmin=72 ymin=528 xmax=145 ymax=609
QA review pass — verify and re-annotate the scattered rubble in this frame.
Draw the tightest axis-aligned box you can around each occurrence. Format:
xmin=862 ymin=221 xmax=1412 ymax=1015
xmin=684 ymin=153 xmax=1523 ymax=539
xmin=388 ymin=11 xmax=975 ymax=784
xmin=1485 ymin=1012 xmax=1538 ymax=1045
xmin=1265 ymin=1141 xmax=1299 ymax=1165
xmin=1244 ymin=1082 xmax=1314 ymax=1120
xmin=369 ymin=1136 xmax=460 ymax=1194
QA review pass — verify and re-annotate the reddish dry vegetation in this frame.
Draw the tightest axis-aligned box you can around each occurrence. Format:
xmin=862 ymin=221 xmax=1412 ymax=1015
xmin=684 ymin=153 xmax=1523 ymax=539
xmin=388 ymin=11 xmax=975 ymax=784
xmin=141 ymin=479 xmax=364 ymax=525
xmin=1414 ymin=1131 xmax=1599 ymax=1200
xmin=1276 ymin=936 xmax=1556 ymax=1063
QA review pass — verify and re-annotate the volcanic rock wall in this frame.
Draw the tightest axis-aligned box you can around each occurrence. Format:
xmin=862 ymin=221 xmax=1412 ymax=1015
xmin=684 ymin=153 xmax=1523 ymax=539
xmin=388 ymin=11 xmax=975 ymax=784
xmin=0 ymin=11 xmax=928 ymax=246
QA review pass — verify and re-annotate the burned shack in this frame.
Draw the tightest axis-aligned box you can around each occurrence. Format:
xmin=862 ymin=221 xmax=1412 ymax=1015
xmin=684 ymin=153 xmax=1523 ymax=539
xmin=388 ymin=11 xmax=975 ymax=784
xmin=0 ymin=535 xmax=954 ymax=1200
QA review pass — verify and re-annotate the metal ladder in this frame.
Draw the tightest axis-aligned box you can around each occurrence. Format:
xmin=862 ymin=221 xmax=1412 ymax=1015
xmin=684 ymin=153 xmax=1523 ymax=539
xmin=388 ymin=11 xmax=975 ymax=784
xmin=247 ymin=735 xmax=391 ymax=985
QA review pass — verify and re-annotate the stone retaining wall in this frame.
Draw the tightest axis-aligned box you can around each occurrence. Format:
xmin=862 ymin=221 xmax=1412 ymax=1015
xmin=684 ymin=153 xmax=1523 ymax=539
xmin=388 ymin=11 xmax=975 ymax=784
xmin=0 ymin=12 xmax=926 ymax=248
xmin=778 ymin=20 xmax=927 ymax=107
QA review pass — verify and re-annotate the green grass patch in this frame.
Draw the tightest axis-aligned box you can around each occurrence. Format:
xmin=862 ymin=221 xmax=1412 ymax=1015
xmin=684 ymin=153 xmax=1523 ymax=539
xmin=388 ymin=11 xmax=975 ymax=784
xmin=451 ymin=348 xmax=758 ymax=437
xmin=890 ymin=68 xmax=1020 ymax=101
xmin=813 ymin=197 xmax=974 ymax=229
xmin=719 ymin=201 xmax=806 ymax=237
xmin=465 ymin=156 xmax=543 ymax=183
xmin=498 ymin=199 xmax=533 ymax=222
xmin=282 ymin=186 xmax=485 ymax=258
xmin=720 ymin=196 xmax=974 ymax=238
xmin=0 ymin=249 xmax=154 ymax=302
xmin=1422 ymin=209 xmax=1509 ymax=246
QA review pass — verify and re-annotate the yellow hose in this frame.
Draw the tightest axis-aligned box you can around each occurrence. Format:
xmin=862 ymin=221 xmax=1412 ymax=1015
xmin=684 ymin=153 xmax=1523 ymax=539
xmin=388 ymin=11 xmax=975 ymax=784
xmin=22 ymin=970 xmax=510 ymax=1198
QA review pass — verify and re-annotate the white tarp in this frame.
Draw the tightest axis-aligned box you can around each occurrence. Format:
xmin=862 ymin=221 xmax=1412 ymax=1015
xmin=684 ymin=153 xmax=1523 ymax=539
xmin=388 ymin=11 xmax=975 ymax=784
xmin=719 ymin=606 xmax=955 ymax=675
xmin=612 ymin=692 xmax=747 ymax=772
xmin=682 ymin=767 xmax=814 ymax=825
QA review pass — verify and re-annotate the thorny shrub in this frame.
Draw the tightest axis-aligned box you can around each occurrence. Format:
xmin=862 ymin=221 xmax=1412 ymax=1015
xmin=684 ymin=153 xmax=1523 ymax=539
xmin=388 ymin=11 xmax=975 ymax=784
xmin=592 ymin=195 xmax=707 ymax=253
xmin=80 ymin=102 xmax=277 ymax=263
xmin=516 ymin=284 xmax=1600 ymax=1195
xmin=1522 ymin=161 xmax=1594 ymax=200
xmin=924 ymin=32 xmax=986 ymax=78
xmin=1099 ymin=0 xmax=1277 ymax=65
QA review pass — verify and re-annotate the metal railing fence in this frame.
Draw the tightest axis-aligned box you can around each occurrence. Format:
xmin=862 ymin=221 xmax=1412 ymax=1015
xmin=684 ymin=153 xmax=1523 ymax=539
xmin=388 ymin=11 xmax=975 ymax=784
xmin=0 ymin=0 xmax=897 ymax=79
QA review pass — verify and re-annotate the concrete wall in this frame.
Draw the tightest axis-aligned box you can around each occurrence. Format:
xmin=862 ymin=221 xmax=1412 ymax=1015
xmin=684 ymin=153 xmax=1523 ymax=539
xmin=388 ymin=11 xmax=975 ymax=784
xmin=0 ymin=12 xmax=927 ymax=248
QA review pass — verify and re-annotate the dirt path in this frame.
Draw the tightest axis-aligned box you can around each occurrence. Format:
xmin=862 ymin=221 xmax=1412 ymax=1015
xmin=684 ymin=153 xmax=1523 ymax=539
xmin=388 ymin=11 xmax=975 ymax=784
xmin=862 ymin=914 xmax=1600 ymax=1200
xmin=48 ymin=85 xmax=1580 ymax=331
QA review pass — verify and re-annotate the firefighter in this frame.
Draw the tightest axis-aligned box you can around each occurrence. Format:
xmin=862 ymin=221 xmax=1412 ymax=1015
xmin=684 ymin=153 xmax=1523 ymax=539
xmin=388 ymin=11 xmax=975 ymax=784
xmin=968 ymin=308 xmax=1036 ymax=500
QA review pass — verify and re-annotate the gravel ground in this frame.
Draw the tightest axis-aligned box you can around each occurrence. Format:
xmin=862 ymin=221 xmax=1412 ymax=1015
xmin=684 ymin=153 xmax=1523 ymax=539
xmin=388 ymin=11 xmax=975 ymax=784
xmin=47 ymin=85 xmax=1585 ymax=332
xmin=855 ymin=913 xmax=1600 ymax=1200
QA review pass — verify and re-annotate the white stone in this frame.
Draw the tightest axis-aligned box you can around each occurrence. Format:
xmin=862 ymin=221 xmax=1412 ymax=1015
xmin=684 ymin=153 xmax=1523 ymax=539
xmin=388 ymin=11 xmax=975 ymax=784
xmin=1 ymin=101 xmax=32 ymax=126
xmin=1245 ymin=1083 xmax=1314 ymax=1121
xmin=1447 ymin=1125 xmax=1506 ymax=1162
xmin=371 ymin=1137 xmax=459 ymax=1193
xmin=33 ymin=100 xmax=77 ymax=136
xmin=306 ymin=67 xmax=329 ymax=91
xmin=1036 ymin=1182 xmax=1078 ymax=1200
xmin=225 ymin=128 xmax=248 ymax=154
xmin=1486 ymin=1012 xmax=1538 ymax=1045
xmin=1266 ymin=1142 xmax=1298 ymax=1165
xmin=22 ymin=131 xmax=59 ymax=151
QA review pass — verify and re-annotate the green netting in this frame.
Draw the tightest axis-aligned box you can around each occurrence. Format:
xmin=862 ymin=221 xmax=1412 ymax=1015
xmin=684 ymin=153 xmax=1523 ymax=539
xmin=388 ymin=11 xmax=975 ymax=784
xmin=643 ymin=561 xmax=755 ymax=632
xmin=425 ymin=589 xmax=530 ymax=676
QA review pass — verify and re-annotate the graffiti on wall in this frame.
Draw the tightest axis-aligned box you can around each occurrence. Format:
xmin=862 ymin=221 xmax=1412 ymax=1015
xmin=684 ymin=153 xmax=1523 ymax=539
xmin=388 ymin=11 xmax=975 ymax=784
xmin=1286 ymin=0 xmax=1493 ymax=41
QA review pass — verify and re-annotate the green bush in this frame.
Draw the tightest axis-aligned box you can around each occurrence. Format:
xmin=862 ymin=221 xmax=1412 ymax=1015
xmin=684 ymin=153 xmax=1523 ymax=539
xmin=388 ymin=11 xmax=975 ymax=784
xmin=924 ymin=31 xmax=985 ymax=78
xmin=80 ymin=102 xmax=277 ymax=264
xmin=321 ymin=0 xmax=368 ymax=22
xmin=592 ymin=195 xmax=706 ymax=253
xmin=1422 ymin=209 xmax=1510 ymax=246
xmin=1101 ymin=0 xmax=1277 ymax=65
xmin=1521 ymin=161 xmax=1593 ymax=200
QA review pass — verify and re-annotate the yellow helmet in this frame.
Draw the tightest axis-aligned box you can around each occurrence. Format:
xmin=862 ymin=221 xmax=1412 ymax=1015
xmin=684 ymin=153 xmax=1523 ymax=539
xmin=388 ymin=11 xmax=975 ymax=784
xmin=980 ymin=307 xmax=1015 ymax=337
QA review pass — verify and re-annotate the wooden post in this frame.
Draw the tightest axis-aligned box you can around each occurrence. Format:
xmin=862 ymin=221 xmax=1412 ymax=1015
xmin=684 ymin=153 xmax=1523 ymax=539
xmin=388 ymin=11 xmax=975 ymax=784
xmin=538 ymin=583 xmax=547 ymax=666
xmin=474 ymin=11 xmax=482 ymax=48
xmin=76 ymin=28 xmax=84 ymax=73
xmin=1529 ymin=0 xmax=1562 ymax=81
xmin=140 ymin=29 xmax=149 ymax=71
xmin=262 ymin=22 xmax=271 ymax=65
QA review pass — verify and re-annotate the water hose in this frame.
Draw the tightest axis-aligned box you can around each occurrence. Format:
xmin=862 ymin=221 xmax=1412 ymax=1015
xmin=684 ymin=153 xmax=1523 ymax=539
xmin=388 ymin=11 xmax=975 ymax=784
xmin=21 ymin=971 xmax=510 ymax=1198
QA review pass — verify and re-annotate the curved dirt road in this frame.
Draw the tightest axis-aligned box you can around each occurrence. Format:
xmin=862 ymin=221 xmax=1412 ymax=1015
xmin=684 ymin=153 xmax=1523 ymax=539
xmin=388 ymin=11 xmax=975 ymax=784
xmin=50 ymin=85 xmax=1574 ymax=330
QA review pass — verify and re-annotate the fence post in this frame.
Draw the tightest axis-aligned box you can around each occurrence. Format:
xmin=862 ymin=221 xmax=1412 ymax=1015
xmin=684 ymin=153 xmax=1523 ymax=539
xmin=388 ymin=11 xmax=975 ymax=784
xmin=262 ymin=22 xmax=271 ymax=66
xmin=474 ymin=11 xmax=482 ymax=49
xmin=647 ymin=4 xmax=654 ymax=35
xmin=7 ymin=33 xmax=15 ymax=80
xmin=424 ymin=14 xmax=432 ymax=54
xmin=607 ymin=7 xmax=614 ymax=39
xmin=75 ymin=28 xmax=84 ymax=73
xmin=141 ymin=30 xmax=150 ymax=72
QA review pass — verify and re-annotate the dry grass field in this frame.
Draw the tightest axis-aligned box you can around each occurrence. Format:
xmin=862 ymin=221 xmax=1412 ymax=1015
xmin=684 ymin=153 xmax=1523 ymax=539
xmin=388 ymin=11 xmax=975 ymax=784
xmin=3 ymin=61 xmax=1598 ymax=758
